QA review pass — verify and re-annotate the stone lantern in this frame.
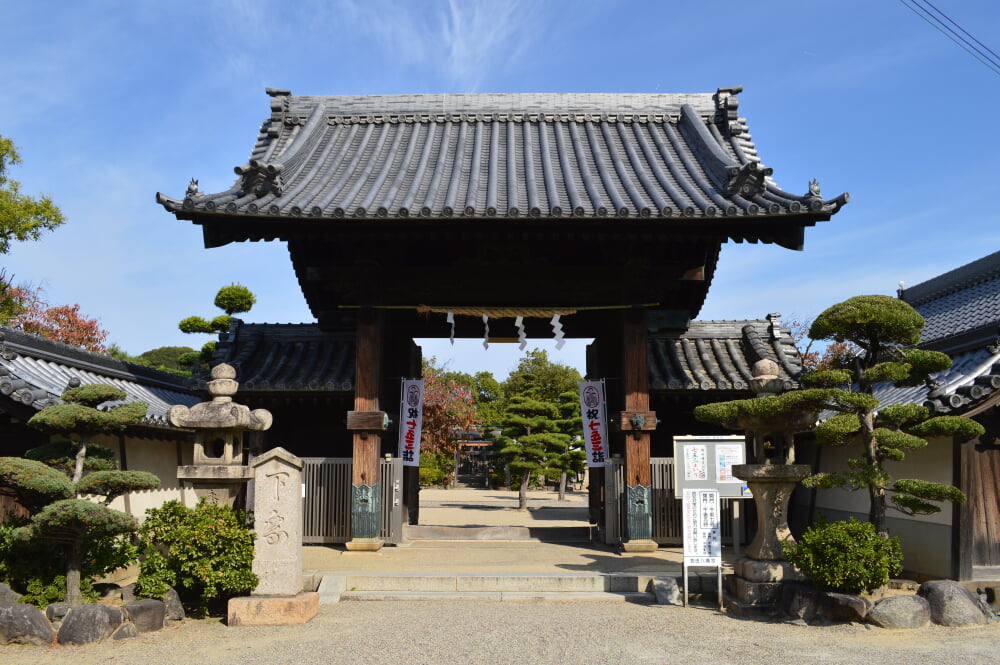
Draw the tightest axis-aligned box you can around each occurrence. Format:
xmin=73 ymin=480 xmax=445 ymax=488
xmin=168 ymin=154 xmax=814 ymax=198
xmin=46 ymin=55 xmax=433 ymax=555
xmin=169 ymin=363 xmax=272 ymax=506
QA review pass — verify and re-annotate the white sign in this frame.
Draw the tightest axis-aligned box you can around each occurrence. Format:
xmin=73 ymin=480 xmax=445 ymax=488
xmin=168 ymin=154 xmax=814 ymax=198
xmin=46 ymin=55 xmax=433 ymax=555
xmin=682 ymin=488 xmax=721 ymax=566
xmin=398 ymin=379 xmax=424 ymax=467
xmin=578 ymin=380 xmax=608 ymax=467
xmin=683 ymin=444 xmax=708 ymax=481
xmin=715 ymin=444 xmax=745 ymax=484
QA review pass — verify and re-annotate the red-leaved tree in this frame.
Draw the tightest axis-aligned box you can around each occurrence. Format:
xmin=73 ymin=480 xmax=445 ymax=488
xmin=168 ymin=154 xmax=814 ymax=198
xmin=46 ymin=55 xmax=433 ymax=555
xmin=421 ymin=359 xmax=480 ymax=486
xmin=1 ymin=283 xmax=108 ymax=352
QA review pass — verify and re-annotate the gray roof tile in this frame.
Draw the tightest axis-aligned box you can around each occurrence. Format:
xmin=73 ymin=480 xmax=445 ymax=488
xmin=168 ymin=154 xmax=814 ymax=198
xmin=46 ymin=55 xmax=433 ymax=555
xmin=0 ymin=328 xmax=198 ymax=427
xmin=158 ymin=88 xmax=847 ymax=230
xmin=900 ymin=250 xmax=1000 ymax=352
xmin=649 ymin=316 xmax=802 ymax=392
xmin=209 ymin=321 xmax=355 ymax=392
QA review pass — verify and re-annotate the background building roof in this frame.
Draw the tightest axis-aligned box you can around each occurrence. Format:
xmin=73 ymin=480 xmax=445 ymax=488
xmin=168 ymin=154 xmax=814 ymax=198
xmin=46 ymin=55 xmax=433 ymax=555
xmin=0 ymin=328 xmax=199 ymax=428
xmin=648 ymin=314 xmax=801 ymax=393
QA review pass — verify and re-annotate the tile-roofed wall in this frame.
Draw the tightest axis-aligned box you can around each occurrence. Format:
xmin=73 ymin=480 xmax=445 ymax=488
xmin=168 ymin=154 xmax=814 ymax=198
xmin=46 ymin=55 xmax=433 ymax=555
xmin=648 ymin=315 xmax=802 ymax=392
xmin=0 ymin=327 xmax=199 ymax=427
xmin=210 ymin=321 xmax=355 ymax=392
xmin=899 ymin=250 xmax=1000 ymax=352
xmin=159 ymin=87 xmax=847 ymax=232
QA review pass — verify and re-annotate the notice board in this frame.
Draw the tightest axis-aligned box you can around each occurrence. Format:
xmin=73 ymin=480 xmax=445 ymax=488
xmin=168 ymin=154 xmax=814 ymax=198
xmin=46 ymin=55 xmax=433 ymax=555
xmin=673 ymin=435 xmax=752 ymax=499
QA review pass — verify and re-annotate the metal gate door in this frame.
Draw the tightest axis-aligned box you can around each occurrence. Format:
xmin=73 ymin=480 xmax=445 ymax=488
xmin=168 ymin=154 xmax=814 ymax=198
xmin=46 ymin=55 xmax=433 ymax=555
xmin=302 ymin=457 xmax=402 ymax=544
xmin=604 ymin=458 xmax=740 ymax=545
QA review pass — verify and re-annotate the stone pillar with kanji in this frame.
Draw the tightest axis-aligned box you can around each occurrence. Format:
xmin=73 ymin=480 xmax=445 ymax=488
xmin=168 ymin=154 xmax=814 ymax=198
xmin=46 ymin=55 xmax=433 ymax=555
xmin=251 ymin=447 xmax=304 ymax=596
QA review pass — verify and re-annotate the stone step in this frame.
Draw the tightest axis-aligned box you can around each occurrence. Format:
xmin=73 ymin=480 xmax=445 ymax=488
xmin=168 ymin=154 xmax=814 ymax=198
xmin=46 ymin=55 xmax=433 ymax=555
xmin=340 ymin=590 xmax=653 ymax=602
xmin=403 ymin=525 xmax=593 ymax=542
xmin=314 ymin=571 xmax=727 ymax=603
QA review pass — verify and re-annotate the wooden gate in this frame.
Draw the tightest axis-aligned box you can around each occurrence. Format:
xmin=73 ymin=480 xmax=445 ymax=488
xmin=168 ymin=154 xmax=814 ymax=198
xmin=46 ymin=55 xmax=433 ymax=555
xmin=959 ymin=443 xmax=1000 ymax=580
xmin=604 ymin=458 xmax=742 ymax=545
xmin=302 ymin=457 xmax=403 ymax=544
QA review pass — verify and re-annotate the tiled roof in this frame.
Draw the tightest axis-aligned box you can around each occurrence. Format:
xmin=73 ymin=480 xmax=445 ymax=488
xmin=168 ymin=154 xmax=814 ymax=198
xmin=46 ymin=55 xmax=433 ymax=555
xmin=208 ymin=321 xmax=355 ymax=392
xmin=0 ymin=328 xmax=199 ymax=427
xmin=899 ymin=250 xmax=1000 ymax=353
xmin=158 ymin=88 xmax=847 ymax=238
xmin=649 ymin=315 xmax=802 ymax=392
xmin=873 ymin=347 xmax=1000 ymax=415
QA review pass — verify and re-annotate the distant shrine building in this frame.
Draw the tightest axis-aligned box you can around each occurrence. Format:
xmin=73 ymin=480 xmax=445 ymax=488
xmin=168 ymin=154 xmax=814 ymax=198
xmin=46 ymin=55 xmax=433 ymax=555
xmin=158 ymin=87 xmax=848 ymax=550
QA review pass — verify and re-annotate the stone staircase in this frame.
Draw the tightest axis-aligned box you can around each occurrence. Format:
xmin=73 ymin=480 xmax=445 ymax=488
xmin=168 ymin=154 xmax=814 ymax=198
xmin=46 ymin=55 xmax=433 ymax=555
xmin=317 ymin=571 xmax=661 ymax=602
xmin=403 ymin=524 xmax=593 ymax=542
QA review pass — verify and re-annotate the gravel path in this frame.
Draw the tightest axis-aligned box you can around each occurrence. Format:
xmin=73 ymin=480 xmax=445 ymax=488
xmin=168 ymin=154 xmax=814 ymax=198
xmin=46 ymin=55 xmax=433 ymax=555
xmin=7 ymin=600 xmax=1000 ymax=665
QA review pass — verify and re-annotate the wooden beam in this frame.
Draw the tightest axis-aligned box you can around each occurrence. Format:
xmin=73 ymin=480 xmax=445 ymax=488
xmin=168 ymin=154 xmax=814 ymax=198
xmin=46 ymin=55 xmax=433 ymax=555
xmin=623 ymin=311 xmax=653 ymax=488
xmin=352 ymin=309 xmax=382 ymax=488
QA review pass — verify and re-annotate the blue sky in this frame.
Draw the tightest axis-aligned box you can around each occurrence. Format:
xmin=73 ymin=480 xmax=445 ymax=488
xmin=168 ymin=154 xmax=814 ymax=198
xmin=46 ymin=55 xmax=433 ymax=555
xmin=2 ymin=0 xmax=998 ymax=380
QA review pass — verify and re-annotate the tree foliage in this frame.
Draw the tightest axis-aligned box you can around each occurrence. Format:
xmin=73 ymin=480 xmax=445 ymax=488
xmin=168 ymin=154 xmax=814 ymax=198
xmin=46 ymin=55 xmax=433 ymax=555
xmin=419 ymin=358 xmax=480 ymax=485
xmin=0 ymin=383 xmax=156 ymax=605
xmin=801 ymin=295 xmax=983 ymax=536
xmin=178 ymin=283 xmax=257 ymax=365
xmin=493 ymin=351 xmax=584 ymax=506
xmin=0 ymin=136 xmax=65 ymax=255
xmin=0 ymin=282 xmax=108 ymax=352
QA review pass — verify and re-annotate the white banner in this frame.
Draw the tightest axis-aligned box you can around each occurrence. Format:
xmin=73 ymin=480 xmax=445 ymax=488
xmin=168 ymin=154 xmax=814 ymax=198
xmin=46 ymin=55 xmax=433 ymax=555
xmin=398 ymin=379 xmax=424 ymax=467
xmin=578 ymin=380 xmax=609 ymax=467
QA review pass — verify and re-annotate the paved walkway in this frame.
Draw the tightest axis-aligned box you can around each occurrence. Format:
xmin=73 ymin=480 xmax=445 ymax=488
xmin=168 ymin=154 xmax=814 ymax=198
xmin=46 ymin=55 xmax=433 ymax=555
xmin=303 ymin=485 xmax=715 ymax=576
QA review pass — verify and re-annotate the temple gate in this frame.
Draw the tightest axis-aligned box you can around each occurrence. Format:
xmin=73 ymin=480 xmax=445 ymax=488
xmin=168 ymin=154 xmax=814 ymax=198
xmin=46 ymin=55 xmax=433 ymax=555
xmin=160 ymin=87 xmax=846 ymax=551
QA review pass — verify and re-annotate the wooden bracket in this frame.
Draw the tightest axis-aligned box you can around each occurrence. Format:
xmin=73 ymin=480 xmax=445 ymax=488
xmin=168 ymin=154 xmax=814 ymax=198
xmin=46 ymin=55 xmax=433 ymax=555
xmin=347 ymin=410 xmax=389 ymax=431
xmin=618 ymin=411 xmax=658 ymax=431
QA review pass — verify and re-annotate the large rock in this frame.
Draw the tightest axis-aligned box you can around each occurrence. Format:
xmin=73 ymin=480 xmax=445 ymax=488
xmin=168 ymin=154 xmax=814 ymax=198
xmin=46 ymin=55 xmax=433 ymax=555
xmin=162 ymin=587 xmax=185 ymax=621
xmin=124 ymin=599 xmax=166 ymax=633
xmin=868 ymin=595 xmax=931 ymax=629
xmin=0 ymin=583 xmax=22 ymax=604
xmin=57 ymin=604 xmax=125 ymax=645
xmin=0 ymin=602 xmax=55 ymax=645
xmin=45 ymin=602 xmax=72 ymax=624
xmin=918 ymin=580 xmax=988 ymax=627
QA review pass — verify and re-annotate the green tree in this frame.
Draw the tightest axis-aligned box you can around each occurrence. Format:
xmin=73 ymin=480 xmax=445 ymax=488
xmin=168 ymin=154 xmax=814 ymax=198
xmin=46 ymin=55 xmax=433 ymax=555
xmin=0 ymin=384 xmax=159 ymax=605
xmin=178 ymin=283 xmax=256 ymax=365
xmin=0 ymin=136 xmax=65 ymax=255
xmin=495 ymin=351 xmax=584 ymax=507
xmin=802 ymin=295 xmax=984 ymax=536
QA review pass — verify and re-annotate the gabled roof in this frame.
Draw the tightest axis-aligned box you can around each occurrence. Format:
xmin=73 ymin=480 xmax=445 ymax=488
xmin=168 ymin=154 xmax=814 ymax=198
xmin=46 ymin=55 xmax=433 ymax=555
xmin=899 ymin=250 xmax=1000 ymax=354
xmin=208 ymin=321 xmax=355 ymax=393
xmin=0 ymin=327 xmax=199 ymax=428
xmin=158 ymin=87 xmax=847 ymax=250
xmin=648 ymin=315 xmax=802 ymax=393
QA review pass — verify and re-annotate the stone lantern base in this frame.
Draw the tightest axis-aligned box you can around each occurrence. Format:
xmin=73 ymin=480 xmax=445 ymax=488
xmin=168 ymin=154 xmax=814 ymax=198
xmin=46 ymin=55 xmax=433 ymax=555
xmin=728 ymin=463 xmax=810 ymax=610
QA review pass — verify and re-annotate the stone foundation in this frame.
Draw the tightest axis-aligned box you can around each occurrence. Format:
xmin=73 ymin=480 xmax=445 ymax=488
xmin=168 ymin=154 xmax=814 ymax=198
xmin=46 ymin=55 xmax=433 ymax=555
xmin=227 ymin=592 xmax=319 ymax=627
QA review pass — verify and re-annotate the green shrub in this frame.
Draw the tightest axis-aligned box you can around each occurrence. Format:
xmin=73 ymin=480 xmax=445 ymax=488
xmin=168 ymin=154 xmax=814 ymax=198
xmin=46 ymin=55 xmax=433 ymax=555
xmin=135 ymin=499 xmax=258 ymax=616
xmin=783 ymin=518 xmax=902 ymax=594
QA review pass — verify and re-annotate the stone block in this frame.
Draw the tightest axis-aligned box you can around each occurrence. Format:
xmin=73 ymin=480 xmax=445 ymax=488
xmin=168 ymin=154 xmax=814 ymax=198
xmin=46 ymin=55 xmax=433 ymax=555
xmin=112 ymin=622 xmax=138 ymax=640
xmin=45 ymin=602 xmax=72 ymax=623
xmin=57 ymin=604 xmax=124 ymax=645
xmin=733 ymin=577 xmax=782 ymax=605
xmin=162 ymin=587 xmax=185 ymax=622
xmin=652 ymin=578 xmax=681 ymax=606
xmin=227 ymin=592 xmax=319 ymax=627
xmin=734 ymin=557 xmax=805 ymax=583
xmin=124 ymin=599 xmax=165 ymax=633
xmin=0 ymin=602 xmax=54 ymax=645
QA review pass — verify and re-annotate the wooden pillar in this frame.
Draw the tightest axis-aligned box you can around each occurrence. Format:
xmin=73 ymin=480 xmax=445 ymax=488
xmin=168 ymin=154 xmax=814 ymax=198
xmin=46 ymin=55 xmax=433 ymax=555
xmin=346 ymin=309 xmax=385 ymax=551
xmin=621 ymin=310 xmax=657 ymax=552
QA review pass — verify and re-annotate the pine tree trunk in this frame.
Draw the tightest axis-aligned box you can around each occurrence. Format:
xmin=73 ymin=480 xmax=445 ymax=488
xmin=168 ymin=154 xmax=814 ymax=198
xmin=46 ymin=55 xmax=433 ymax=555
xmin=72 ymin=438 xmax=86 ymax=485
xmin=65 ymin=537 xmax=84 ymax=606
xmin=518 ymin=472 xmax=529 ymax=511
xmin=558 ymin=471 xmax=567 ymax=501
xmin=861 ymin=410 xmax=889 ymax=537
